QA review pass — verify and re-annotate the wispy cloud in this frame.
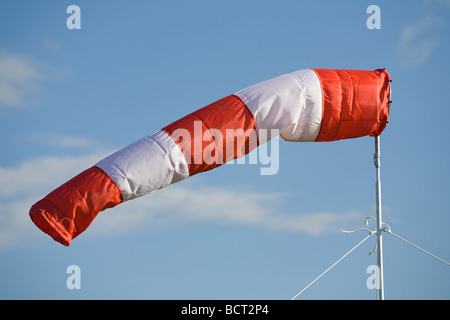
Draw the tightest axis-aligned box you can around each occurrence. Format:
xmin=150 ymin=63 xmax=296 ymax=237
xmin=0 ymin=152 xmax=112 ymax=199
xmin=0 ymin=50 xmax=44 ymax=108
xmin=42 ymin=38 xmax=63 ymax=54
xmin=29 ymin=132 xmax=104 ymax=149
xmin=0 ymin=152 xmax=363 ymax=251
xmin=92 ymin=184 xmax=362 ymax=237
xmin=396 ymin=14 xmax=443 ymax=68
xmin=423 ymin=0 xmax=450 ymax=8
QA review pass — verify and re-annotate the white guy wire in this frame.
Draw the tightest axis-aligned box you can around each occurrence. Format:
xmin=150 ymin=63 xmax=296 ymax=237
xmin=291 ymin=233 xmax=373 ymax=300
xmin=385 ymin=230 xmax=450 ymax=267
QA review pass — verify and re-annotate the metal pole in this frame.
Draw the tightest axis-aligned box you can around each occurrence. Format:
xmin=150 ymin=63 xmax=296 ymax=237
xmin=374 ymin=135 xmax=384 ymax=300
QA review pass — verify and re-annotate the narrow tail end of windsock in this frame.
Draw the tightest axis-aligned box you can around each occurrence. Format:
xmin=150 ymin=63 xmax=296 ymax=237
xmin=29 ymin=199 xmax=72 ymax=246
xmin=29 ymin=166 xmax=123 ymax=246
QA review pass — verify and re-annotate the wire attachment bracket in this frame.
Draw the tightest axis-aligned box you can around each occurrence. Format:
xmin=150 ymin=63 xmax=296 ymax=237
xmin=341 ymin=216 xmax=389 ymax=256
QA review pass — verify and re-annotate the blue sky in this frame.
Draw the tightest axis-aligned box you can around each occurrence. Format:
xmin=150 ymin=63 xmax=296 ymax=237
xmin=0 ymin=0 xmax=449 ymax=300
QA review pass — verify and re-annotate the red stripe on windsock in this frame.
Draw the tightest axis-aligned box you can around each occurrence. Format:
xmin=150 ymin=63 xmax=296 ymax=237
xmin=29 ymin=166 xmax=122 ymax=246
xmin=162 ymin=95 xmax=257 ymax=176
xmin=313 ymin=69 xmax=391 ymax=142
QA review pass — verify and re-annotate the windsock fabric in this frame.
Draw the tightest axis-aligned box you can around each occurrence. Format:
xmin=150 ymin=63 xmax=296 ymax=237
xmin=29 ymin=68 xmax=391 ymax=246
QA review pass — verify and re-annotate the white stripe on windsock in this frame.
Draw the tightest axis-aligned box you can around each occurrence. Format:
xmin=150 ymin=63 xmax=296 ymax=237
xmin=96 ymin=129 xmax=189 ymax=201
xmin=234 ymin=68 xmax=322 ymax=142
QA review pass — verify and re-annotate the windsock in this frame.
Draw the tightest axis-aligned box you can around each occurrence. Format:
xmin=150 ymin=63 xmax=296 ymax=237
xmin=29 ymin=68 xmax=391 ymax=246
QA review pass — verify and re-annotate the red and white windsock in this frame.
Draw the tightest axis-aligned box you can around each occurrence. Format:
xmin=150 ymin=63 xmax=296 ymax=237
xmin=29 ymin=68 xmax=391 ymax=246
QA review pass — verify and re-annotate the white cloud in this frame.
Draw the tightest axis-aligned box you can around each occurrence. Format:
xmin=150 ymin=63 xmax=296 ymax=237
xmin=86 ymin=184 xmax=363 ymax=239
xmin=0 ymin=152 xmax=364 ymax=251
xmin=0 ymin=151 xmax=112 ymax=251
xmin=42 ymin=38 xmax=62 ymax=54
xmin=51 ymin=136 xmax=96 ymax=148
xmin=0 ymin=50 xmax=44 ymax=108
xmin=0 ymin=195 xmax=41 ymax=250
xmin=423 ymin=0 xmax=450 ymax=8
xmin=29 ymin=132 xmax=103 ymax=149
xmin=0 ymin=152 xmax=111 ymax=198
xmin=396 ymin=14 xmax=443 ymax=68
